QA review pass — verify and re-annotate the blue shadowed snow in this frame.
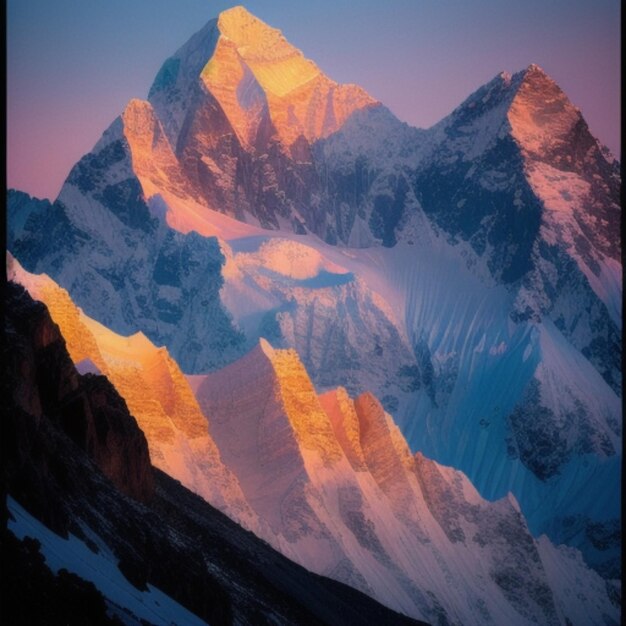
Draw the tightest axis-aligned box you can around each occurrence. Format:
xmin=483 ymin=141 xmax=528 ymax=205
xmin=228 ymin=235 xmax=270 ymax=254
xmin=7 ymin=498 xmax=208 ymax=626
xmin=296 ymin=270 xmax=355 ymax=288
xmin=254 ymin=266 xmax=355 ymax=289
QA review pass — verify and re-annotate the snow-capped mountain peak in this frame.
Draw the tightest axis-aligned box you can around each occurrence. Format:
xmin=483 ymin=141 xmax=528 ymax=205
xmin=149 ymin=5 xmax=376 ymax=150
xmin=216 ymin=5 xmax=320 ymax=97
xmin=6 ymin=6 xmax=621 ymax=616
xmin=508 ymin=64 xmax=582 ymax=158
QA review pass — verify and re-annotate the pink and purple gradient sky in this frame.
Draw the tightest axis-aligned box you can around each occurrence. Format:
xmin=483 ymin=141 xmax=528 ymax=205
xmin=7 ymin=0 xmax=621 ymax=201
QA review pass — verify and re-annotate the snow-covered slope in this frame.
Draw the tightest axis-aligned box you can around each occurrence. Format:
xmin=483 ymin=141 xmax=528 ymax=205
xmin=188 ymin=339 xmax=618 ymax=625
xmin=354 ymin=239 xmax=621 ymax=578
xmin=310 ymin=63 xmax=622 ymax=577
xmin=7 ymin=174 xmax=245 ymax=374
xmin=171 ymin=203 xmax=619 ymax=579
xmin=219 ymin=236 xmax=419 ymax=411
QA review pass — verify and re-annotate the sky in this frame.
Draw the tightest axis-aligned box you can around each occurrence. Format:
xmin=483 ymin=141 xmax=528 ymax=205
xmin=7 ymin=0 xmax=621 ymax=200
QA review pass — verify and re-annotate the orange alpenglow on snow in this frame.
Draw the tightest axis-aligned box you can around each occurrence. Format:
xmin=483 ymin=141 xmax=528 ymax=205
xmin=207 ymin=6 xmax=377 ymax=146
xmin=120 ymin=99 xmax=190 ymax=200
xmin=75 ymin=6 xmax=379 ymax=237
xmin=507 ymin=64 xmax=582 ymax=158
xmin=262 ymin=339 xmax=344 ymax=465
xmin=318 ymin=387 xmax=368 ymax=471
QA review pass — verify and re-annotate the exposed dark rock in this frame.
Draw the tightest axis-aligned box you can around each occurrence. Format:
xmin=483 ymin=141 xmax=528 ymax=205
xmin=557 ymin=514 xmax=622 ymax=580
xmin=66 ymin=139 xmax=128 ymax=194
xmin=95 ymin=178 xmax=158 ymax=233
xmin=7 ymin=191 xmax=87 ymax=272
xmin=4 ymin=282 xmax=154 ymax=505
xmin=0 ymin=531 xmax=125 ymax=626
xmin=507 ymin=379 xmax=616 ymax=482
xmin=413 ymin=135 xmax=542 ymax=284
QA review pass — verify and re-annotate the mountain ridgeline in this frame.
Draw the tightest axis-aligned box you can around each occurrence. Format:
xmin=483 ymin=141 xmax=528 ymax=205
xmin=7 ymin=255 xmax=620 ymax=626
xmin=5 ymin=5 xmax=622 ymax=626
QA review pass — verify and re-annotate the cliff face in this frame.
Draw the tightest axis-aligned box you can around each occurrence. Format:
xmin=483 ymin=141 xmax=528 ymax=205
xmin=191 ymin=340 xmax=618 ymax=626
xmin=3 ymin=281 xmax=154 ymax=511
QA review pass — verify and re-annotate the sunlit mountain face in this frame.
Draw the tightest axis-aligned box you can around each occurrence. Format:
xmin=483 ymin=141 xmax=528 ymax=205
xmin=4 ymin=6 xmax=621 ymax=626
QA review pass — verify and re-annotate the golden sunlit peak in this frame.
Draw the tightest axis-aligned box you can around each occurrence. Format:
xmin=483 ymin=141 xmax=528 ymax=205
xmin=218 ymin=5 xmax=284 ymax=49
xmin=218 ymin=5 xmax=253 ymax=20
xmin=526 ymin=63 xmax=546 ymax=74
xmin=215 ymin=4 xmax=320 ymax=97
xmin=124 ymin=97 xmax=152 ymax=111
xmin=121 ymin=99 xmax=157 ymax=130
xmin=193 ymin=4 xmax=377 ymax=145
xmin=217 ymin=5 xmax=284 ymax=48
xmin=519 ymin=64 xmax=559 ymax=90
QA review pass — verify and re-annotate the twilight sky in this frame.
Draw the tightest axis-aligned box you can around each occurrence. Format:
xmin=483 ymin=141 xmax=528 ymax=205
xmin=7 ymin=0 xmax=621 ymax=200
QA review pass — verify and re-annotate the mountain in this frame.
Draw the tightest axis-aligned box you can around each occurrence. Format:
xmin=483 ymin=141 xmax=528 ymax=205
xmin=6 ymin=0 xmax=620 ymax=603
xmin=9 ymin=261 xmax=619 ymax=625
xmin=146 ymin=5 xmax=375 ymax=231
xmin=411 ymin=65 xmax=621 ymax=391
xmin=218 ymin=236 xmax=420 ymax=411
xmin=324 ymin=65 xmax=622 ymax=577
xmin=3 ymin=281 xmax=426 ymax=626
xmin=6 ymin=183 xmax=245 ymax=373
xmin=7 ymin=253 xmax=256 ymax=531
xmin=189 ymin=339 xmax=619 ymax=625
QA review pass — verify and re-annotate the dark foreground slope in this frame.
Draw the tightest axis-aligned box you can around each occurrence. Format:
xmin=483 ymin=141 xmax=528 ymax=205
xmin=1 ymin=282 xmax=423 ymax=626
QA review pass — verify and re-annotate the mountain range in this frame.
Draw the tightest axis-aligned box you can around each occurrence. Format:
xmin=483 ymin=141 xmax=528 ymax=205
xmin=5 ymin=5 xmax=621 ymax=625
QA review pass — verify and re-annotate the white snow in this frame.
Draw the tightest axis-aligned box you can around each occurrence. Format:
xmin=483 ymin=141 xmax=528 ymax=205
xmin=536 ymin=535 xmax=620 ymax=626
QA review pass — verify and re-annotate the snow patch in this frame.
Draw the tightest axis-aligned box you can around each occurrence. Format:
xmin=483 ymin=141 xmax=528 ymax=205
xmin=7 ymin=497 xmax=209 ymax=626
